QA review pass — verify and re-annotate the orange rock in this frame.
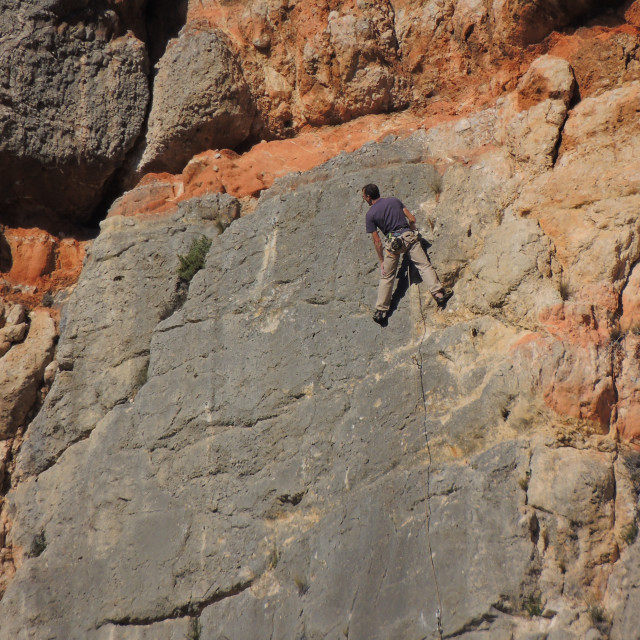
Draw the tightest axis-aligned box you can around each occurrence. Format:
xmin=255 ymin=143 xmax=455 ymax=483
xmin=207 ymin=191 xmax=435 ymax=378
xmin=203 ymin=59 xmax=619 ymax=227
xmin=0 ymin=228 xmax=87 ymax=309
xmin=626 ymin=1 xmax=640 ymax=28
xmin=5 ymin=229 xmax=56 ymax=285
xmin=513 ymin=284 xmax=625 ymax=430
xmin=514 ymin=327 xmax=615 ymax=430
xmin=56 ymin=240 xmax=85 ymax=277
xmin=544 ymin=374 xmax=616 ymax=429
xmin=107 ymin=111 xmax=429 ymax=218
xmin=545 ymin=24 xmax=640 ymax=98
xmin=108 ymin=175 xmax=183 ymax=218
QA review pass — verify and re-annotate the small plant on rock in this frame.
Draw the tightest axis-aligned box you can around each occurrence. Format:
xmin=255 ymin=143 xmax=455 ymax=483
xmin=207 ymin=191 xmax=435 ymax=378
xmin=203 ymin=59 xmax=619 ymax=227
xmin=518 ymin=470 xmax=531 ymax=492
xmin=294 ymin=575 xmax=309 ymax=596
xmin=133 ymin=363 xmax=148 ymax=390
xmin=558 ymin=277 xmax=571 ymax=301
xmin=188 ymin=617 xmax=201 ymax=640
xmin=524 ymin=594 xmax=543 ymax=617
xmin=177 ymin=235 xmax=212 ymax=283
xmin=621 ymin=521 xmax=638 ymax=545
xmin=269 ymin=545 xmax=280 ymax=569
xmin=588 ymin=604 xmax=607 ymax=625
xmin=28 ymin=530 xmax=47 ymax=557
xmin=609 ymin=326 xmax=623 ymax=344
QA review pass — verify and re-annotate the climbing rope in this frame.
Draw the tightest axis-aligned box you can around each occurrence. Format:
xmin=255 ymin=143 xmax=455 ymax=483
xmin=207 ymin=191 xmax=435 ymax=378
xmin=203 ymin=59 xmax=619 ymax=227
xmin=408 ymin=259 xmax=445 ymax=640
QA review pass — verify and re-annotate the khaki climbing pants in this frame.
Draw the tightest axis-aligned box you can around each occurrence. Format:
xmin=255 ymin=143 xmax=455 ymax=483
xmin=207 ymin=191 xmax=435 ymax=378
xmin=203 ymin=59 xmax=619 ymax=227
xmin=376 ymin=231 xmax=441 ymax=312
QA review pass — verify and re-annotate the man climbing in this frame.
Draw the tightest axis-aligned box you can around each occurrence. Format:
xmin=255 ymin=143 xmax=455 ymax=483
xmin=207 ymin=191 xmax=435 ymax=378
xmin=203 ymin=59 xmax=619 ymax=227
xmin=362 ymin=183 xmax=452 ymax=324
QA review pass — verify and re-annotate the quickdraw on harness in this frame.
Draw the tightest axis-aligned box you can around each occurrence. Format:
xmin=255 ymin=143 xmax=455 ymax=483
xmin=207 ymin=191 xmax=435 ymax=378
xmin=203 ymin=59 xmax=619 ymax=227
xmin=387 ymin=228 xmax=414 ymax=252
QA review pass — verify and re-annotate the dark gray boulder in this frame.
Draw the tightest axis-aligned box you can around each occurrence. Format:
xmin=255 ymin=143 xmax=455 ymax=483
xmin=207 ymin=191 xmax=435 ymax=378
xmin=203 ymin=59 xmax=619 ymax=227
xmin=0 ymin=0 xmax=148 ymax=222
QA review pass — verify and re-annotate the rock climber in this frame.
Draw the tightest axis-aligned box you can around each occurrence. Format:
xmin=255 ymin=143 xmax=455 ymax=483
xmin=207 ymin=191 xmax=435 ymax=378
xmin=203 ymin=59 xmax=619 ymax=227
xmin=362 ymin=183 xmax=452 ymax=324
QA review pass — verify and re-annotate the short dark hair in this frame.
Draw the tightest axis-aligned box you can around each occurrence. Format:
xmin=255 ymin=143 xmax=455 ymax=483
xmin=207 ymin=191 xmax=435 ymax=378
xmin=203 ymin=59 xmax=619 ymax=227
xmin=362 ymin=184 xmax=380 ymax=200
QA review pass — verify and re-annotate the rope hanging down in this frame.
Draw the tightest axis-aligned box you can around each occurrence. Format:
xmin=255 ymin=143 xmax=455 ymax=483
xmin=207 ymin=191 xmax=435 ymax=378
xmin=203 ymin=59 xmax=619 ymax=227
xmin=408 ymin=260 xmax=445 ymax=640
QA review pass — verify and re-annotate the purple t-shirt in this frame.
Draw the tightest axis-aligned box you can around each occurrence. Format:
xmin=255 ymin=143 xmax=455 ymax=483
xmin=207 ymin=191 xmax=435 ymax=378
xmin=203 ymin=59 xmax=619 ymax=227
xmin=365 ymin=197 xmax=409 ymax=235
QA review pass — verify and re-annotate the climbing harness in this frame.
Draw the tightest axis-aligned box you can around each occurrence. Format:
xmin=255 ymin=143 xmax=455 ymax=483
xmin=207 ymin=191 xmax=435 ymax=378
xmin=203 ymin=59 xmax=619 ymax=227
xmin=388 ymin=232 xmax=404 ymax=252
xmin=408 ymin=263 xmax=445 ymax=640
xmin=387 ymin=228 xmax=414 ymax=253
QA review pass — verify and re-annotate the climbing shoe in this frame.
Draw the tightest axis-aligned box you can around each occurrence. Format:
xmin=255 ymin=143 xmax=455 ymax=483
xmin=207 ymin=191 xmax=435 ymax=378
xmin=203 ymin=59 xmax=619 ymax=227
xmin=373 ymin=310 xmax=386 ymax=324
xmin=434 ymin=288 xmax=453 ymax=308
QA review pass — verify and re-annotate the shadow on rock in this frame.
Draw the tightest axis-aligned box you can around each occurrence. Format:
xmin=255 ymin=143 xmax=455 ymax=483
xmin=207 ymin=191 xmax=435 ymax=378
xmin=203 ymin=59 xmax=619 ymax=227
xmin=0 ymin=233 xmax=12 ymax=273
xmin=387 ymin=254 xmax=412 ymax=319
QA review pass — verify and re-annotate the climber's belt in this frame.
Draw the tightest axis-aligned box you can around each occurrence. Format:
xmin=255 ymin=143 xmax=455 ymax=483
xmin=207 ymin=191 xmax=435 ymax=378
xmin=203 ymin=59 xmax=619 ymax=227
xmin=387 ymin=228 xmax=413 ymax=252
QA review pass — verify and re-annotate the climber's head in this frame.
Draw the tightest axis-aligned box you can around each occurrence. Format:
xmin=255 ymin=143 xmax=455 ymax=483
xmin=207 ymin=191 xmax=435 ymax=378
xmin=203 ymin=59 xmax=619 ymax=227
xmin=362 ymin=183 xmax=380 ymax=205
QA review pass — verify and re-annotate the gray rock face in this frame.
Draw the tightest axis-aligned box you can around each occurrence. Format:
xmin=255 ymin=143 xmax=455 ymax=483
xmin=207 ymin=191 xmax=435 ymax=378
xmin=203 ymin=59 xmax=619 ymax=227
xmin=0 ymin=0 xmax=149 ymax=221
xmin=609 ymin=537 xmax=640 ymax=640
xmin=1 ymin=85 xmax=639 ymax=639
xmin=15 ymin=204 xmax=232 ymax=480
xmin=0 ymin=152 xmax=539 ymax=638
xmin=136 ymin=28 xmax=255 ymax=175
xmin=607 ymin=451 xmax=640 ymax=640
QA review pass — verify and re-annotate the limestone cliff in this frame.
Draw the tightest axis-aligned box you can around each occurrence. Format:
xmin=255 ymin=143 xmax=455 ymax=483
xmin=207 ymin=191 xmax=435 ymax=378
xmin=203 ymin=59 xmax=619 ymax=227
xmin=1 ymin=2 xmax=640 ymax=639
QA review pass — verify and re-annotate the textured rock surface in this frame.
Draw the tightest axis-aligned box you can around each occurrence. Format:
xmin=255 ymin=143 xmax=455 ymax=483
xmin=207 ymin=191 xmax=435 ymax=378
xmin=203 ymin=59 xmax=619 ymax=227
xmin=200 ymin=0 xmax=410 ymax=134
xmin=546 ymin=23 xmax=640 ymax=99
xmin=497 ymin=55 xmax=576 ymax=172
xmin=0 ymin=305 xmax=57 ymax=600
xmin=0 ymin=308 xmax=56 ymax=439
xmin=136 ymin=27 xmax=255 ymax=175
xmin=0 ymin=3 xmax=640 ymax=639
xmin=2 ymin=0 xmax=639 ymax=304
xmin=512 ymin=80 xmax=640 ymax=431
xmin=0 ymin=0 xmax=149 ymax=221
xmin=15 ymin=194 xmax=239 ymax=480
xmin=119 ymin=0 xmax=640 ymax=184
xmin=182 ymin=0 xmax=632 ymax=140
xmin=2 ymin=96 xmax=640 ymax=637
